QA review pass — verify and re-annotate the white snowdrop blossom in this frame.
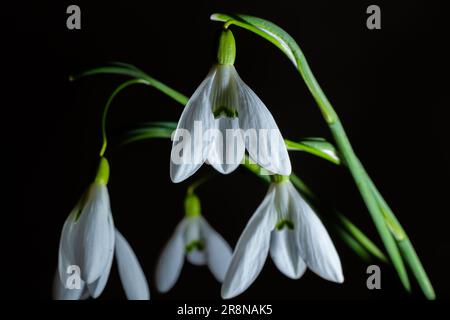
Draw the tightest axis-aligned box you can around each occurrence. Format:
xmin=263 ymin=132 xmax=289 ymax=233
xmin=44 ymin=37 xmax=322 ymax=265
xmin=155 ymin=193 xmax=232 ymax=293
xmin=170 ymin=29 xmax=291 ymax=182
xmin=221 ymin=177 xmax=343 ymax=299
xmin=53 ymin=158 xmax=150 ymax=300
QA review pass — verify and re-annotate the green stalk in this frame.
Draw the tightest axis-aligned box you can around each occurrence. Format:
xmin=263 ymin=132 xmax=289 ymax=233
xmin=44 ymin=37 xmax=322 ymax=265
xmin=364 ymin=172 xmax=435 ymax=299
xmin=99 ymin=79 xmax=149 ymax=157
xmin=329 ymin=122 xmax=410 ymax=291
xmin=211 ymin=12 xmax=416 ymax=294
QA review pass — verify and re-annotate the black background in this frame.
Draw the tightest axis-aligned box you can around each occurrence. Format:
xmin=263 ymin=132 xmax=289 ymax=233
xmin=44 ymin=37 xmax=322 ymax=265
xmin=3 ymin=0 xmax=449 ymax=302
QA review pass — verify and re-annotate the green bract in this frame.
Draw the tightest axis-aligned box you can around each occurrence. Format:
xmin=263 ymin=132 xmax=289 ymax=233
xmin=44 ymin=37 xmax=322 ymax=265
xmin=94 ymin=157 xmax=110 ymax=185
xmin=217 ymin=29 xmax=236 ymax=65
xmin=185 ymin=193 xmax=201 ymax=218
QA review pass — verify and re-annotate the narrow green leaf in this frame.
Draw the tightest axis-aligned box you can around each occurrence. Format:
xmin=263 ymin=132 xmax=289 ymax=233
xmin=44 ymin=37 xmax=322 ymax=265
xmin=120 ymin=122 xmax=176 ymax=145
xmin=335 ymin=226 xmax=372 ymax=263
xmin=330 ymin=121 xmax=411 ymax=292
xmin=338 ymin=213 xmax=388 ymax=263
xmin=366 ymin=173 xmax=435 ymax=299
xmin=398 ymin=239 xmax=436 ymax=300
xmin=72 ymin=64 xmax=189 ymax=105
xmin=285 ymin=138 xmax=341 ymax=164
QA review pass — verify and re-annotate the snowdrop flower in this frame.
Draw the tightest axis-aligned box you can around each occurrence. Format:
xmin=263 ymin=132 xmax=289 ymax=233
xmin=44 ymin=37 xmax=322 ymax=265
xmin=156 ymin=192 xmax=232 ymax=293
xmin=221 ymin=175 xmax=343 ymax=299
xmin=170 ymin=29 xmax=291 ymax=182
xmin=54 ymin=157 xmax=150 ymax=300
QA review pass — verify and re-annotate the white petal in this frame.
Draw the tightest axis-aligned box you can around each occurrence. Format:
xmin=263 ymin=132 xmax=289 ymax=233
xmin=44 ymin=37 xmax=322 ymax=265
xmin=52 ymin=271 xmax=89 ymax=300
xmin=287 ymin=182 xmax=344 ymax=283
xmin=207 ymin=117 xmax=244 ymax=174
xmin=58 ymin=184 xmax=114 ymax=285
xmin=270 ymin=229 xmax=306 ymax=279
xmin=170 ymin=68 xmax=217 ymax=183
xmin=233 ymin=67 xmax=291 ymax=175
xmin=58 ymin=189 xmax=86 ymax=285
xmin=221 ymin=187 xmax=277 ymax=299
xmin=199 ymin=217 xmax=233 ymax=282
xmin=115 ymin=229 xmax=150 ymax=300
xmin=187 ymin=250 xmax=206 ymax=266
xmin=76 ymin=185 xmax=114 ymax=283
xmin=155 ymin=219 xmax=187 ymax=293
xmin=86 ymin=211 xmax=115 ymax=298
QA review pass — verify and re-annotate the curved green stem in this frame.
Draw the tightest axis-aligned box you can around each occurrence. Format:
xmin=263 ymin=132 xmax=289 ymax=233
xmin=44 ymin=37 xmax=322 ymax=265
xmin=187 ymin=174 xmax=214 ymax=195
xmin=73 ymin=64 xmax=188 ymax=105
xmin=99 ymin=79 xmax=149 ymax=157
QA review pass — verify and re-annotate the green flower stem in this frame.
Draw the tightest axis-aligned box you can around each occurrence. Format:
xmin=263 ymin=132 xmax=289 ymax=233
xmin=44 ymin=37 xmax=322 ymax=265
xmin=210 ymin=13 xmax=428 ymax=295
xmin=99 ymin=79 xmax=150 ymax=157
xmin=187 ymin=174 xmax=214 ymax=195
xmin=329 ymin=122 xmax=411 ymax=291
xmin=364 ymin=170 xmax=435 ymax=299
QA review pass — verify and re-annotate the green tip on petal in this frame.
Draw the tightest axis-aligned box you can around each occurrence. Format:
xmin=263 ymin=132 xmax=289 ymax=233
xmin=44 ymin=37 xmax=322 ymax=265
xmin=94 ymin=157 xmax=110 ymax=185
xmin=185 ymin=193 xmax=201 ymax=218
xmin=185 ymin=240 xmax=205 ymax=253
xmin=217 ymin=29 xmax=236 ymax=65
xmin=276 ymin=219 xmax=295 ymax=230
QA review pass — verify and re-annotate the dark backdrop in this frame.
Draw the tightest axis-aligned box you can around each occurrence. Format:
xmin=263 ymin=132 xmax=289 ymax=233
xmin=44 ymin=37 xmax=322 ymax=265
xmin=3 ymin=0 xmax=448 ymax=301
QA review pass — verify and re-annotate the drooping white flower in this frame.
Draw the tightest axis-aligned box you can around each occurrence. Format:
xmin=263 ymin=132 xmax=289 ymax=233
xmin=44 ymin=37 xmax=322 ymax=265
xmin=170 ymin=29 xmax=291 ymax=183
xmin=53 ymin=157 xmax=150 ymax=300
xmin=155 ymin=193 xmax=232 ymax=293
xmin=221 ymin=177 xmax=343 ymax=299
